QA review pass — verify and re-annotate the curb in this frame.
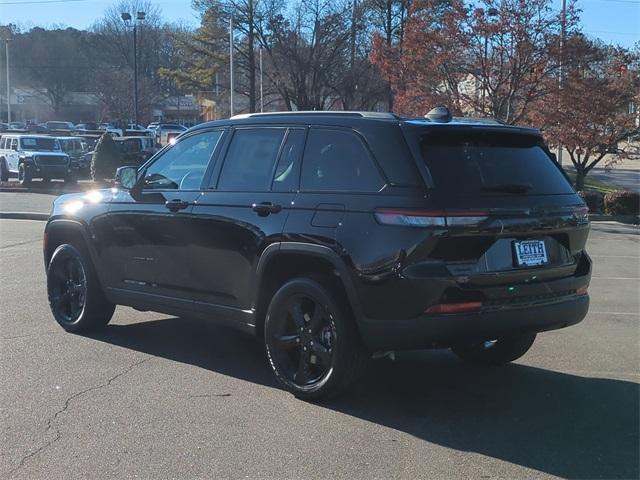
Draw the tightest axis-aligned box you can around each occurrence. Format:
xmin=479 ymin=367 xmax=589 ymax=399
xmin=0 ymin=212 xmax=49 ymax=221
xmin=589 ymin=214 xmax=639 ymax=225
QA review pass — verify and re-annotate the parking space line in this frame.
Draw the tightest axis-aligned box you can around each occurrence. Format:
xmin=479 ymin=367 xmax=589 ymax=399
xmin=588 ymin=311 xmax=640 ymax=316
xmin=590 ymin=276 xmax=639 ymax=280
xmin=589 ymin=255 xmax=640 ymax=259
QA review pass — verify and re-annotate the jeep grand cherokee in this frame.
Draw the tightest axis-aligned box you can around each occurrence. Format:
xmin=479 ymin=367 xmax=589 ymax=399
xmin=43 ymin=109 xmax=591 ymax=399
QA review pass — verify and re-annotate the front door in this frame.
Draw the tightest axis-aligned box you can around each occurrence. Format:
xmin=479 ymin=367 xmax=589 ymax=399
xmin=99 ymin=129 xmax=225 ymax=308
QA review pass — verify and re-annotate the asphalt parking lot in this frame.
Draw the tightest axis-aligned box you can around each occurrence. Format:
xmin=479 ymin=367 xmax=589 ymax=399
xmin=0 ymin=219 xmax=638 ymax=479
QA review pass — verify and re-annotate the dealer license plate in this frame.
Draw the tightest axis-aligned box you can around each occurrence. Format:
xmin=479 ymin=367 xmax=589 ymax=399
xmin=514 ymin=240 xmax=548 ymax=267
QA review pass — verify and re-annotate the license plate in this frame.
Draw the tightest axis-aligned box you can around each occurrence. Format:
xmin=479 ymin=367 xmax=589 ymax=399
xmin=514 ymin=240 xmax=548 ymax=267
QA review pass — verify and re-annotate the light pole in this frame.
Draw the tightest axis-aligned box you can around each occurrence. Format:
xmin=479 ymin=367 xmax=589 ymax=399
xmin=4 ymin=38 xmax=10 ymax=124
xmin=259 ymin=46 xmax=263 ymax=113
xmin=481 ymin=8 xmax=499 ymax=115
xmin=229 ymin=15 xmax=234 ymax=117
xmin=556 ymin=0 xmax=566 ymax=167
xmin=121 ymin=11 xmax=145 ymax=127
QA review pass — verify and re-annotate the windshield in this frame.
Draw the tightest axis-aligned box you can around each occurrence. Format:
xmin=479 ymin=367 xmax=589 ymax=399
xmin=59 ymin=139 xmax=83 ymax=152
xmin=20 ymin=137 xmax=60 ymax=151
xmin=417 ymin=130 xmax=574 ymax=195
xmin=116 ymin=139 xmax=141 ymax=153
xmin=47 ymin=122 xmax=72 ymax=129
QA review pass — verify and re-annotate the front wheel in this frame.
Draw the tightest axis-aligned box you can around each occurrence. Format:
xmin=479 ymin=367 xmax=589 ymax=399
xmin=264 ymin=277 xmax=369 ymax=400
xmin=18 ymin=164 xmax=32 ymax=186
xmin=47 ymin=244 xmax=115 ymax=333
xmin=64 ymin=173 xmax=78 ymax=185
xmin=451 ymin=333 xmax=537 ymax=366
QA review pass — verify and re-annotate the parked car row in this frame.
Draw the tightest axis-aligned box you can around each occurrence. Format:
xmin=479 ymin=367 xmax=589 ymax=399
xmin=0 ymin=131 xmax=161 ymax=184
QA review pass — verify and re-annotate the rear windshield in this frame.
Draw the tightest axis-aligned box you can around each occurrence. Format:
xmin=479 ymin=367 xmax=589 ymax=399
xmin=419 ymin=130 xmax=574 ymax=195
xmin=20 ymin=137 xmax=59 ymax=151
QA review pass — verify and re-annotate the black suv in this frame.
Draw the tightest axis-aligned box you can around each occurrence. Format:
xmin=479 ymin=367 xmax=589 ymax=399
xmin=43 ymin=109 xmax=591 ymax=399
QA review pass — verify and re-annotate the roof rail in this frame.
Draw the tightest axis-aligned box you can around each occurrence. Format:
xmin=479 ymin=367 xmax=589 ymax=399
xmin=230 ymin=111 xmax=398 ymax=120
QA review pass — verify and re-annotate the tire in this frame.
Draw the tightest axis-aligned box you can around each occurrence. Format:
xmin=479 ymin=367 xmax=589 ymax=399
xmin=18 ymin=163 xmax=32 ymax=186
xmin=0 ymin=159 xmax=8 ymax=182
xmin=451 ymin=333 xmax=537 ymax=366
xmin=264 ymin=277 xmax=369 ymax=400
xmin=47 ymin=243 xmax=115 ymax=333
xmin=64 ymin=173 xmax=78 ymax=185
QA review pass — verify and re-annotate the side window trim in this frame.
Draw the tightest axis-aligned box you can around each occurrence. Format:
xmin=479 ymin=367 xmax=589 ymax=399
xmin=269 ymin=127 xmax=307 ymax=192
xmin=211 ymin=126 xmax=287 ymax=191
xmin=300 ymin=126 xmax=388 ymax=193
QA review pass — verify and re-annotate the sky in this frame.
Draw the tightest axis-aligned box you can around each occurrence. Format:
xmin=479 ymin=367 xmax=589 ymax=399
xmin=0 ymin=0 xmax=638 ymax=48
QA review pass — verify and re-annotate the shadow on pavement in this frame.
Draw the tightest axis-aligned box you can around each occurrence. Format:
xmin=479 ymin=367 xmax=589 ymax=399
xmin=91 ymin=316 xmax=639 ymax=480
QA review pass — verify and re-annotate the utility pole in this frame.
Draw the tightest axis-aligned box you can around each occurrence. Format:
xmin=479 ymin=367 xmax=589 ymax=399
xmin=133 ymin=22 xmax=139 ymax=126
xmin=556 ymin=0 xmax=566 ymax=167
xmin=229 ymin=15 xmax=234 ymax=117
xmin=5 ymin=38 xmax=10 ymax=124
xmin=121 ymin=11 xmax=145 ymax=127
xmin=259 ymin=46 xmax=263 ymax=113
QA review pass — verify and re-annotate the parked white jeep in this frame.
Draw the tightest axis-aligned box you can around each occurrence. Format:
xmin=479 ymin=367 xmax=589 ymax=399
xmin=0 ymin=134 xmax=75 ymax=185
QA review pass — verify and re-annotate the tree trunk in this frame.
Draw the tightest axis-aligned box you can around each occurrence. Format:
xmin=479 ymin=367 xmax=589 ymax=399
xmin=575 ymin=168 xmax=586 ymax=191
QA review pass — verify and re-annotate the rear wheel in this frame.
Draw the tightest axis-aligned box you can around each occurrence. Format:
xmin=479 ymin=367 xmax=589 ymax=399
xmin=451 ymin=333 xmax=537 ymax=366
xmin=47 ymin=243 xmax=115 ymax=333
xmin=64 ymin=173 xmax=77 ymax=185
xmin=0 ymin=159 xmax=8 ymax=181
xmin=18 ymin=164 xmax=31 ymax=186
xmin=264 ymin=277 xmax=368 ymax=400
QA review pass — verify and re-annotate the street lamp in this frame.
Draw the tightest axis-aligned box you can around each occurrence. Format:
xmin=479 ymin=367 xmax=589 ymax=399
xmin=4 ymin=38 xmax=10 ymax=124
xmin=121 ymin=11 xmax=145 ymax=126
xmin=481 ymin=7 xmax=499 ymax=114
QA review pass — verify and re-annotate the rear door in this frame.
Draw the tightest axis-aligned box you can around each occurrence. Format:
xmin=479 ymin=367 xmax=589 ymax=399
xmin=189 ymin=126 xmax=305 ymax=312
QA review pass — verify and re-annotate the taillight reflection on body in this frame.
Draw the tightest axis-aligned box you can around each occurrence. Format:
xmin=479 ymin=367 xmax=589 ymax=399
xmin=374 ymin=209 xmax=489 ymax=228
xmin=425 ymin=302 xmax=483 ymax=314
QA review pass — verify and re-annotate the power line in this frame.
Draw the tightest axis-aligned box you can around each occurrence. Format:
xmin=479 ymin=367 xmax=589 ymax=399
xmin=0 ymin=0 xmax=91 ymax=5
xmin=584 ymin=30 xmax=640 ymax=36
xmin=584 ymin=0 xmax=640 ymax=4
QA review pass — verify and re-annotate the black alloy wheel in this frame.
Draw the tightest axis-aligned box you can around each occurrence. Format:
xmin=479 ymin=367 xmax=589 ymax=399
xmin=265 ymin=277 xmax=369 ymax=400
xmin=49 ymin=252 xmax=88 ymax=326
xmin=269 ymin=293 xmax=337 ymax=387
xmin=47 ymin=244 xmax=115 ymax=332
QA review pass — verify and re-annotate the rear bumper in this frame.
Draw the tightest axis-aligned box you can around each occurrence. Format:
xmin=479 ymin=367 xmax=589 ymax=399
xmin=359 ymin=294 xmax=589 ymax=351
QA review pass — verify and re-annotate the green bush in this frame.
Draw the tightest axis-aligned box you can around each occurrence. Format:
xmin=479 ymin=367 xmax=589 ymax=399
xmin=91 ymin=133 xmax=123 ymax=182
xmin=603 ymin=191 xmax=640 ymax=216
xmin=578 ymin=191 xmax=604 ymax=214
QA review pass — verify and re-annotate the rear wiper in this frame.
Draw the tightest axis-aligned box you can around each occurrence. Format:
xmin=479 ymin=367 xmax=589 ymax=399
xmin=480 ymin=183 xmax=532 ymax=194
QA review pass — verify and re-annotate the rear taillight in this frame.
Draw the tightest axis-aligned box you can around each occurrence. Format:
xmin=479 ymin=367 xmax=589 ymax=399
xmin=374 ymin=209 xmax=489 ymax=228
xmin=576 ymin=286 xmax=588 ymax=296
xmin=573 ymin=206 xmax=589 ymax=223
xmin=43 ymin=232 xmax=48 ymax=253
xmin=425 ymin=302 xmax=482 ymax=314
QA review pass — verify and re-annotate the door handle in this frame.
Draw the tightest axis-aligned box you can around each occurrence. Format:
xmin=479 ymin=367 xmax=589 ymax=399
xmin=165 ymin=199 xmax=190 ymax=212
xmin=252 ymin=202 xmax=282 ymax=217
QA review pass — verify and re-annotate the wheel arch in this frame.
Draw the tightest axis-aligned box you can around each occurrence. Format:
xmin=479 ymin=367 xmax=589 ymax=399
xmin=44 ymin=219 xmax=97 ymax=269
xmin=252 ymin=242 xmax=363 ymax=337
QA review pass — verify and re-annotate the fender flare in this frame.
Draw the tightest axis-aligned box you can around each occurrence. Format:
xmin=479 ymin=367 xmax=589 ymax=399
xmin=252 ymin=242 xmax=364 ymax=323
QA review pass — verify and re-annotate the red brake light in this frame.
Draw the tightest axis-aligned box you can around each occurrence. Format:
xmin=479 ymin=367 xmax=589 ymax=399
xmin=425 ymin=302 xmax=483 ymax=314
xmin=374 ymin=209 xmax=488 ymax=227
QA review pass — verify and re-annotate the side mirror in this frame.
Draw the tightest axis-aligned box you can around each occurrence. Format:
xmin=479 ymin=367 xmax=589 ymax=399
xmin=115 ymin=166 xmax=139 ymax=190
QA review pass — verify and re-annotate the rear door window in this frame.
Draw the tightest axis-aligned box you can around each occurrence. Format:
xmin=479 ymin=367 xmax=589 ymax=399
xmin=217 ymin=128 xmax=286 ymax=192
xmin=301 ymin=128 xmax=384 ymax=192
xmin=418 ymin=130 xmax=574 ymax=195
